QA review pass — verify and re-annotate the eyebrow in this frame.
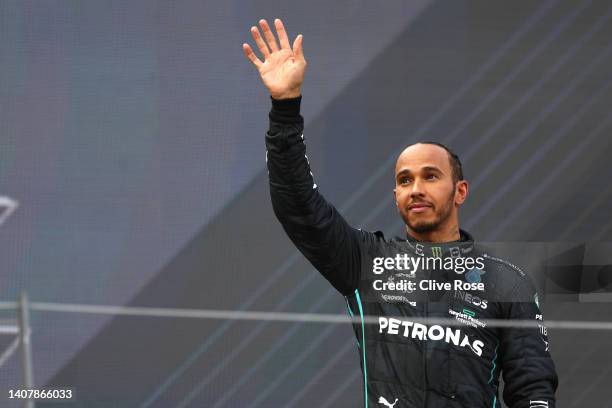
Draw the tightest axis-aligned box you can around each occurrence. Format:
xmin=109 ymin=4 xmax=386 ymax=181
xmin=396 ymin=166 xmax=444 ymax=178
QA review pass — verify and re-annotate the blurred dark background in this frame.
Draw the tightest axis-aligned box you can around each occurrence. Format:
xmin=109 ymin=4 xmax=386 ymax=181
xmin=1 ymin=0 xmax=611 ymax=406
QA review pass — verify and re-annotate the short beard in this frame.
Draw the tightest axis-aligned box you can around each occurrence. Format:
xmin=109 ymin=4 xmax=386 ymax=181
xmin=406 ymin=190 xmax=455 ymax=233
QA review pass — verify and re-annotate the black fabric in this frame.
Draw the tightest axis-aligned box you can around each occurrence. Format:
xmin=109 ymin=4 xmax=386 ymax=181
xmin=265 ymin=98 xmax=558 ymax=407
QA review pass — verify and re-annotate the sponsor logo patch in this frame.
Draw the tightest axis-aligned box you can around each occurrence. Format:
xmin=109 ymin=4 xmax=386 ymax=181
xmin=448 ymin=308 xmax=487 ymax=329
xmin=378 ymin=396 xmax=399 ymax=407
xmin=379 ymin=317 xmax=484 ymax=356
xmin=455 ymin=289 xmax=488 ymax=309
xmin=380 ymin=294 xmax=416 ymax=307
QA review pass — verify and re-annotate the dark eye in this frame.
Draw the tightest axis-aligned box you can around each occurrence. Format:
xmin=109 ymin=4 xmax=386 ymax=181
xmin=426 ymin=174 xmax=438 ymax=180
xmin=400 ymin=177 xmax=411 ymax=184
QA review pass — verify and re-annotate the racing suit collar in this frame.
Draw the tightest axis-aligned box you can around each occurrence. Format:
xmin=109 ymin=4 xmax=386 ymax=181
xmin=395 ymin=228 xmax=475 ymax=258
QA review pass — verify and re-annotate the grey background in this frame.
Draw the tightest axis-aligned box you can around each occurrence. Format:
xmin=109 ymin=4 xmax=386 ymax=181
xmin=0 ymin=0 xmax=611 ymax=406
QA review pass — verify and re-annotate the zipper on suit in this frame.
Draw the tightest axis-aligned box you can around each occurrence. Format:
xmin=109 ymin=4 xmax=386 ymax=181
xmin=422 ymin=266 xmax=429 ymax=408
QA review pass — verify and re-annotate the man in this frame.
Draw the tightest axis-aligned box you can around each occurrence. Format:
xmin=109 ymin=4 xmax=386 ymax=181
xmin=243 ymin=18 xmax=557 ymax=407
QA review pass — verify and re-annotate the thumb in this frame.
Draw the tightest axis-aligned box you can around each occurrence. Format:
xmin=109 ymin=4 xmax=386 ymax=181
xmin=292 ymin=34 xmax=304 ymax=60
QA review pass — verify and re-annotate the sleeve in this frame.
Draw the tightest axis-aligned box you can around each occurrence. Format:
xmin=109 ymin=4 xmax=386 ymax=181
xmin=265 ymin=95 xmax=366 ymax=296
xmin=499 ymin=278 xmax=558 ymax=408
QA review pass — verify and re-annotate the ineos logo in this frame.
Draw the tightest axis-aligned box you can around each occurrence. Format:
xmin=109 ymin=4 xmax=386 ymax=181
xmin=455 ymin=289 xmax=488 ymax=310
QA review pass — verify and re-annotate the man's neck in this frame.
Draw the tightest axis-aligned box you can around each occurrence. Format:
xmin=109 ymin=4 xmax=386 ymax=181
xmin=406 ymin=224 xmax=461 ymax=243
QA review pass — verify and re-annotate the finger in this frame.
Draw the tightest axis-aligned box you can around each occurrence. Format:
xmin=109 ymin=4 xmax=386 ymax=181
xmin=259 ymin=19 xmax=279 ymax=52
xmin=242 ymin=43 xmax=262 ymax=68
xmin=274 ymin=18 xmax=291 ymax=50
xmin=292 ymin=34 xmax=304 ymax=60
xmin=250 ymin=26 xmax=270 ymax=59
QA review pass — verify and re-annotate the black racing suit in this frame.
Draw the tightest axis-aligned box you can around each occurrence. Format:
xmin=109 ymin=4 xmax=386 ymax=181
xmin=265 ymin=96 xmax=558 ymax=408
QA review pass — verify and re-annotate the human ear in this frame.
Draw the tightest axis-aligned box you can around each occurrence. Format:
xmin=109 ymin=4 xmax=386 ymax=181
xmin=454 ymin=180 xmax=469 ymax=205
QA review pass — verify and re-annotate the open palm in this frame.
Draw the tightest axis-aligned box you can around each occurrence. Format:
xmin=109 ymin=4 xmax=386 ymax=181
xmin=242 ymin=19 xmax=306 ymax=100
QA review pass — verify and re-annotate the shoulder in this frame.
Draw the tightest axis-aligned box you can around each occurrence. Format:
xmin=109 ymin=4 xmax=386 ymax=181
xmin=481 ymin=252 xmax=527 ymax=278
xmin=353 ymin=229 xmax=405 ymax=257
xmin=354 ymin=228 xmax=386 ymax=242
xmin=355 ymin=229 xmax=388 ymax=251
xmin=478 ymin=249 xmax=539 ymax=301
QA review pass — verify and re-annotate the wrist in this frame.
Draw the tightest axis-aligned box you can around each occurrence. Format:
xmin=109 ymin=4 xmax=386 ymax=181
xmin=269 ymin=95 xmax=302 ymax=124
xmin=270 ymin=89 xmax=302 ymax=100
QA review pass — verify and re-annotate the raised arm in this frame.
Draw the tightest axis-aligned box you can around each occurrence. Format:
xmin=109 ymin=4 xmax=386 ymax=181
xmin=243 ymin=19 xmax=367 ymax=295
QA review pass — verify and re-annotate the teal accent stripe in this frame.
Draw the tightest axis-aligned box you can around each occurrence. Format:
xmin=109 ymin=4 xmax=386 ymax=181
xmin=344 ymin=296 xmax=360 ymax=349
xmin=488 ymin=343 xmax=499 ymax=384
xmin=489 ymin=341 xmax=499 ymax=407
xmin=462 ymin=308 xmax=475 ymax=317
xmin=355 ymin=289 xmax=368 ymax=408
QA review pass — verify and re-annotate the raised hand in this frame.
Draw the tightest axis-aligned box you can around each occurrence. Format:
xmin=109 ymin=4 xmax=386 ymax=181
xmin=242 ymin=18 xmax=306 ymax=100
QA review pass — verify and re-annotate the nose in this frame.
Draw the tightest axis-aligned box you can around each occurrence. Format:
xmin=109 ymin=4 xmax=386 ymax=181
xmin=410 ymin=179 xmax=426 ymax=197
